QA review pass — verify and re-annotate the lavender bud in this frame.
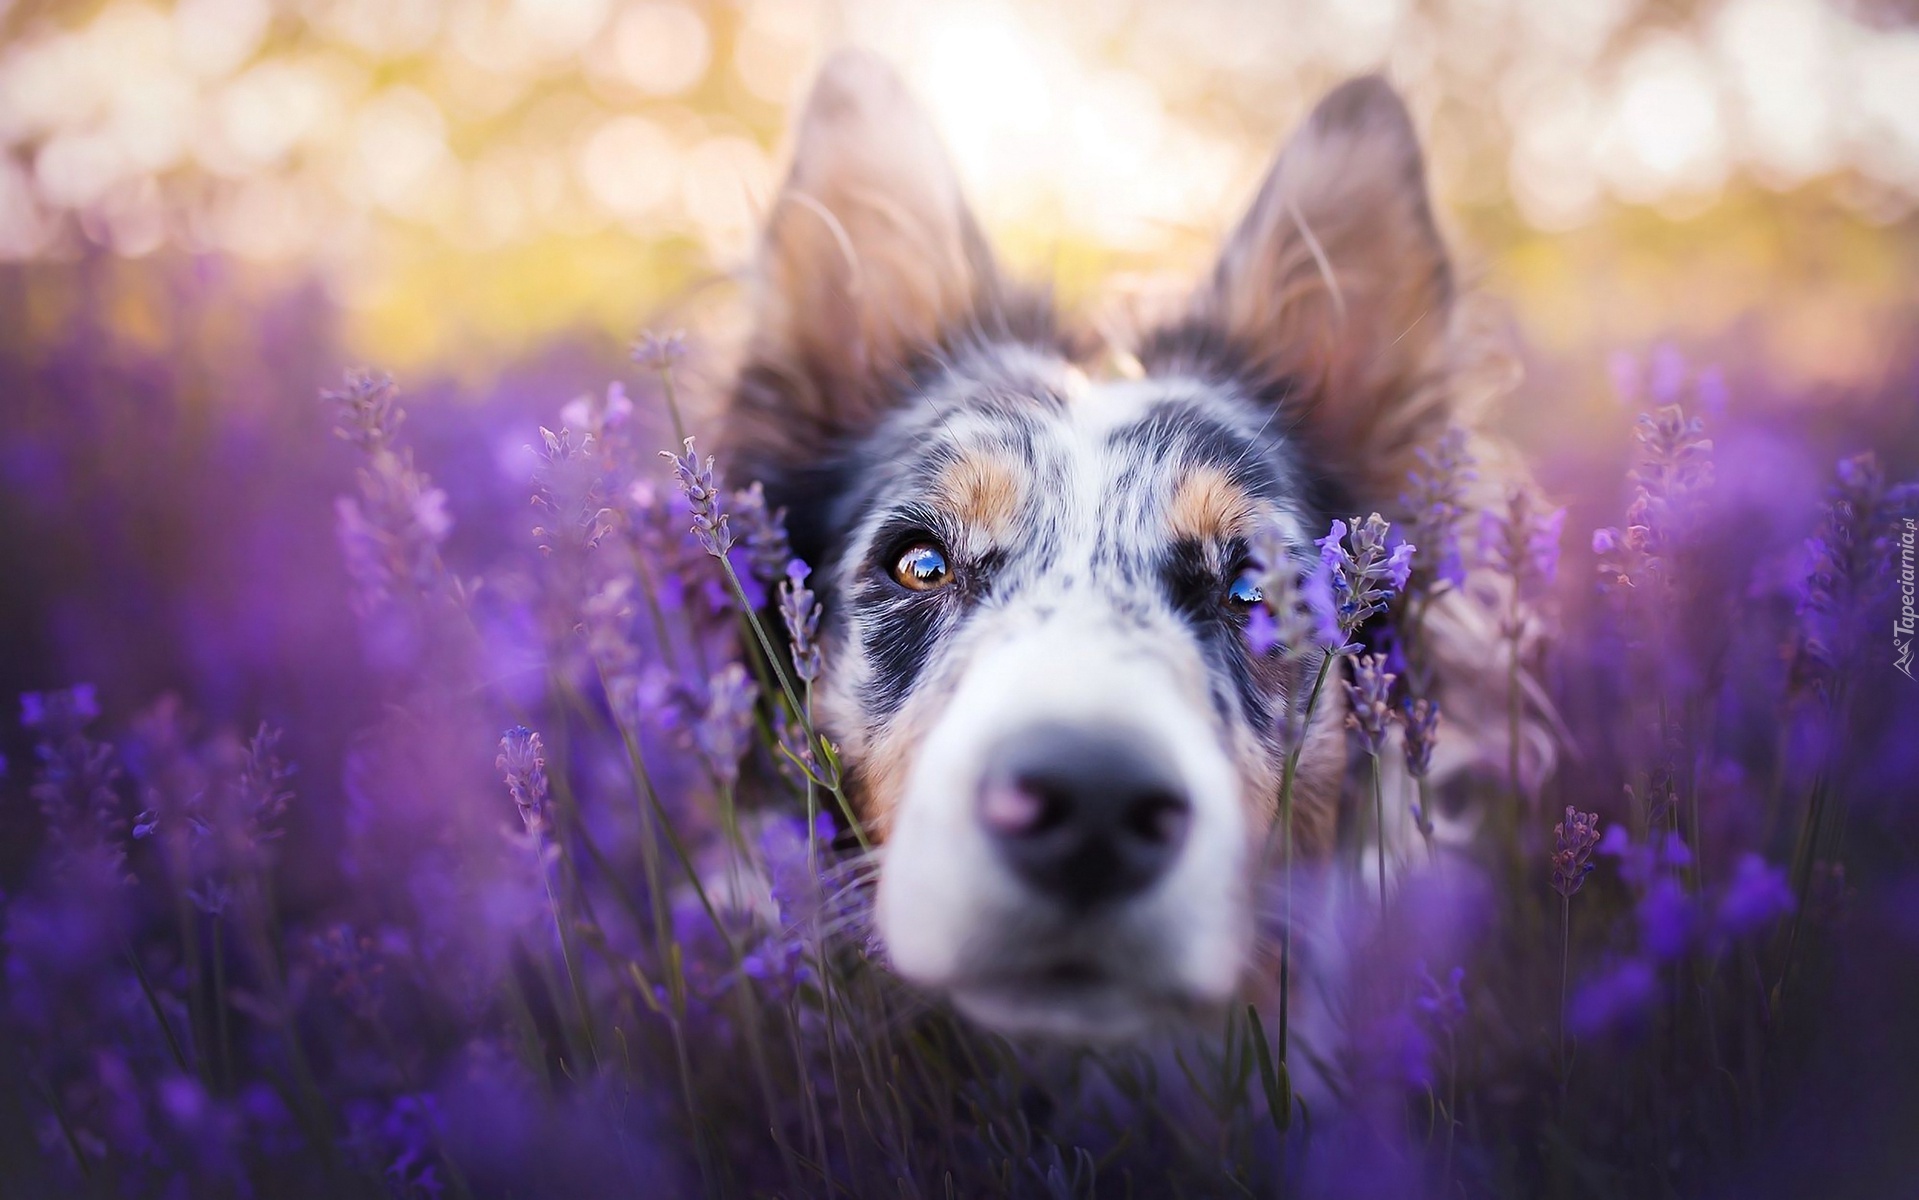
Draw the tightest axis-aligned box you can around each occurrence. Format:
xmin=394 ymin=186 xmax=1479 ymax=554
xmin=1481 ymin=485 xmax=1566 ymax=600
xmin=1551 ymin=807 xmax=1603 ymax=898
xmin=1398 ymin=696 xmax=1440 ymax=779
xmin=734 ymin=482 xmax=793 ymax=584
xmin=779 ymin=560 xmax=823 ymax=684
xmin=1344 ymin=654 xmax=1396 ymax=757
xmin=661 ymin=437 xmax=735 ymax=557
xmin=1317 ymin=513 xmax=1416 ymax=642
xmin=1401 ymin=426 xmax=1477 ymax=590
xmin=497 ymin=726 xmax=551 ymax=836
xmin=1415 ymin=962 xmax=1467 ymax=1035
xmin=694 ymin=665 xmax=758 ymax=790
xmin=324 ymin=368 xmax=402 ymax=453
xmin=632 ymin=329 xmax=689 ymax=373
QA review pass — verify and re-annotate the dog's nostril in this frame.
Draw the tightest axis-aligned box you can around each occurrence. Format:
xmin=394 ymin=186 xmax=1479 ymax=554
xmin=980 ymin=778 xmax=1059 ymax=837
xmin=979 ymin=724 xmax=1192 ymax=909
xmin=1125 ymin=789 xmax=1191 ymax=846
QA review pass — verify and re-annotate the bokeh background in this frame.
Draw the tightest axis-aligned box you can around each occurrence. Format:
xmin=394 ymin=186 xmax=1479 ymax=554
xmin=3 ymin=0 xmax=1917 ymax=368
xmin=2 ymin=0 xmax=1916 ymax=832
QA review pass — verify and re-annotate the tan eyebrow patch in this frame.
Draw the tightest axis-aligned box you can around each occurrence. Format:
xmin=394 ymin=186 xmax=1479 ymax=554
xmin=1168 ymin=464 xmax=1257 ymax=543
xmin=933 ymin=450 xmax=1024 ymax=540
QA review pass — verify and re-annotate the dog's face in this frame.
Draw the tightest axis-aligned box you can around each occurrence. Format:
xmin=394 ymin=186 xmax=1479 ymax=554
xmin=727 ymin=52 xmax=1456 ymax=1038
xmin=817 ymin=354 xmax=1319 ymax=1037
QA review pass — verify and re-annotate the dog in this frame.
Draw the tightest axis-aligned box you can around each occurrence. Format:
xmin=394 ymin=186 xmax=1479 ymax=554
xmin=721 ymin=50 xmax=1548 ymax=1043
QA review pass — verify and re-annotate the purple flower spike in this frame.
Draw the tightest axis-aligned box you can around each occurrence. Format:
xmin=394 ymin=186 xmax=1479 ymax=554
xmin=1551 ymin=807 xmax=1602 ymax=898
xmin=1596 ymin=395 xmax=1715 ymax=601
xmin=1398 ymin=696 xmax=1440 ymax=780
xmin=632 ymin=329 xmax=689 ymax=372
xmin=694 ymin=664 xmax=758 ymax=790
xmin=662 ymin=437 xmax=735 ymax=557
xmin=1791 ymin=452 xmax=1919 ymax=699
xmin=324 ymin=368 xmax=403 ymax=453
xmin=497 ymin=726 xmax=551 ymax=836
xmin=1345 ymin=654 xmax=1396 ymax=757
xmin=1712 ymin=853 xmax=1795 ymax=940
xmin=21 ymin=684 xmax=100 ymax=735
xmin=1317 ymin=512 xmax=1416 ymax=643
xmin=1481 ymin=484 xmax=1565 ymax=602
xmin=1415 ymin=962 xmax=1468 ymax=1035
xmin=1401 ymin=425 xmax=1477 ymax=591
xmin=779 ymin=560 xmax=824 ymax=684
xmin=734 ymin=482 xmax=794 ymax=584
xmin=1248 ymin=520 xmax=1338 ymax=661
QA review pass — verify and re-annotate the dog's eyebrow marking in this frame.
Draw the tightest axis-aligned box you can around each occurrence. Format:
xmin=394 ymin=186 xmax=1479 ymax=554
xmin=1167 ymin=464 xmax=1257 ymax=545
xmin=933 ymin=449 xmax=1024 ymax=541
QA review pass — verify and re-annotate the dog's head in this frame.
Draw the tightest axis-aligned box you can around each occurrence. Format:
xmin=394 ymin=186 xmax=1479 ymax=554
xmin=725 ymin=52 xmax=1461 ymax=1038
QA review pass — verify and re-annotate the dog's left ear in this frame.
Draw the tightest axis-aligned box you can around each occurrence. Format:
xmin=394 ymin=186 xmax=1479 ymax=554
xmin=1169 ymin=76 xmax=1455 ymax=498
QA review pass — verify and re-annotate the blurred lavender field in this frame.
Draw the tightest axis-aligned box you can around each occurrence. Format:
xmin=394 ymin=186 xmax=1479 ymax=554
xmin=4 ymin=2 xmax=1919 ymax=1198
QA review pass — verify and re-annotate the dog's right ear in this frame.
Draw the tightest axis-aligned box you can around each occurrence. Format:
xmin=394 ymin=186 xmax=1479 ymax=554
xmin=725 ymin=50 xmax=998 ymax=486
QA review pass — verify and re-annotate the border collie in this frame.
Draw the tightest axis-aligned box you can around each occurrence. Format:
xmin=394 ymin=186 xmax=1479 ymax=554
xmin=721 ymin=50 xmax=1548 ymax=1043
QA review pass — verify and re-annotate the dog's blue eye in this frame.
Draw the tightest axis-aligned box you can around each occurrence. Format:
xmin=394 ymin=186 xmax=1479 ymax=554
xmin=1226 ymin=572 xmax=1263 ymax=608
xmin=893 ymin=542 xmax=952 ymax=592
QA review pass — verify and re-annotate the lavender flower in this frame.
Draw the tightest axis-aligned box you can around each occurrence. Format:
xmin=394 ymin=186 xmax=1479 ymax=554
xmin=733 ymin=482 xmax=794 ymax=584
xmin=1551 ymin=807 xmax=1602 ymax=898
xmin=1593 ymin=400 xmax=1714 ymax=598
xmin=1316 ymin=513 xmax=1416 ymax=645
xmin=1568 ymin=958 xmax=1658 ymax=1036
xmin=325 ymin=368 xmax=404 ymax=454
xmin=325 ymin=371 xmax=459 ymax=618
xmin=558 ymin=381 xmax=634 ymax=447
xmin=21 ymin=684 xmax=100 ymax=733
xmin=1635 ymin=876 xmax=1695 ymax=960
xmin=1480 ymin=484 xmax=1566 ymax=607
xmin=1246 ymin=520 xmax=1340 ymax=659
xmin=311 ymin=925 xmax=387 ymax=1024
xmin=1344 ymin=654 xmax=1396 ymax=756
xmin=217 ymin=723 xmax=295 ymax=877
xmin=1792 ymin=452 xmax=1919 ymax=698
xmin=632 ymin=329 xmax=689 ymax=372
xmin=693 ymin=664 xmax=758 ymax=790
xmin=531 ymin=427 xmax=617 ymax=557
xmin=23 ymin=685 xmax=127 ymax=876
xmin=1398 ymin=696 xmax=1440 ymax=779
xmin=496 ymin=726 xmax=551 ymax=836
xmin=1401 ymin=425 xmax=1477 ymax=590
xmin=1415 ymin=963 xmax=1468 ymax=1036
xmin=779 ymin=560 xmax=823 ymax=683
xmin=661 ymin=437 xmax=734 ymax=557
xmin=1711 ymin=853 xmax=1794 ymax=941
xmin=757 ymin=813 xmax=828 ymax=930
xmin=1597 ymin=823 xmax=1692 ymax=888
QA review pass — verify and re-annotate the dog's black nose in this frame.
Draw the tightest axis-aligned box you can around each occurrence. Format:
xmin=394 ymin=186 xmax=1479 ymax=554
xmin=979 ymin=724 xmax=1192 ymax=909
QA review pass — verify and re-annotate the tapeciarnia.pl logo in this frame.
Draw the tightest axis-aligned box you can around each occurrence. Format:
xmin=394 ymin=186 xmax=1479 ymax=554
xmin=1897 ymin=516 xmax=1916 ymax=680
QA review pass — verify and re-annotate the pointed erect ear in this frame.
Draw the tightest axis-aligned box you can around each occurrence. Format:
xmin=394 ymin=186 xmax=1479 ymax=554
xmin=727 ymin=50 xmax=997 ymax=475
xmin=1179 ymin=76 xmax=1455 ymax=498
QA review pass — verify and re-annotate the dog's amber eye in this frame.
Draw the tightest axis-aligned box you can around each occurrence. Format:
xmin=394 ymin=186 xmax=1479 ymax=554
xmin=893 ymin=542 xmax=952 ymax=591
xmin=1226 ymin=572 xmax=1263 ymax=609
